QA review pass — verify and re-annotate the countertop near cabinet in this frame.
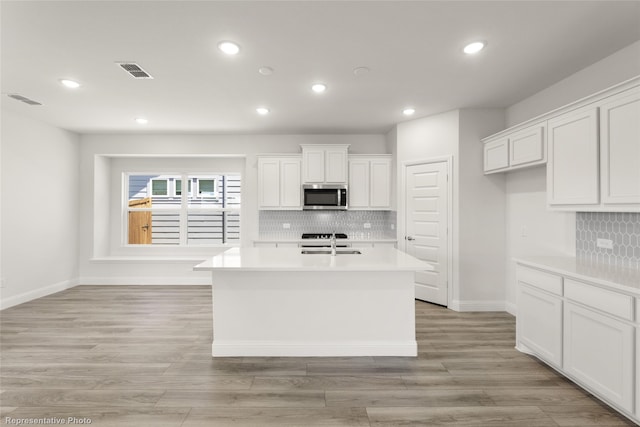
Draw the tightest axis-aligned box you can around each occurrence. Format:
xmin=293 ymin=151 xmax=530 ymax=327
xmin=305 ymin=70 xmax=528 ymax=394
xmin=515 ymin=256 xmax=640 ymax=296
xmin=253 ymin=238 xmax=398 ymax=244
xmin=195 ymin=247 xmax=429 ymax=272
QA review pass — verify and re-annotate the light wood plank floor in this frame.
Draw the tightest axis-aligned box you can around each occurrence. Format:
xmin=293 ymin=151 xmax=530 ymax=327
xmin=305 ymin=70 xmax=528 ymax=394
xmin=0 ymin=285 xmax=636 ymax=426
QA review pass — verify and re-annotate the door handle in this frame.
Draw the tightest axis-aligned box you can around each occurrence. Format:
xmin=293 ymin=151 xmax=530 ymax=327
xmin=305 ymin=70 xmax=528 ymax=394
xmin=142 ymin=224 xmax=149 ymax=230
xmin=406 ymin=236 xmax=415 ymax=241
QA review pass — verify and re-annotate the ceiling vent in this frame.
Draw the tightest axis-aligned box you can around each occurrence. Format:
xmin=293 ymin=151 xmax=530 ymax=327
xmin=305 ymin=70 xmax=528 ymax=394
xmin=117 ymin=62 xmax=154 ymax=79
xmin=7 ymin=94 xmax=42 ymax=105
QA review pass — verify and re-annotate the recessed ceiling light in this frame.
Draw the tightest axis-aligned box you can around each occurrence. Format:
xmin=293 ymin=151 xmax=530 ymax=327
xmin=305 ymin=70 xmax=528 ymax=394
xmin=218 ymin=41 xmax=240 ymax=55
xmin=463 ymin=41 xmax=486 ymax=54
xmin=60 ymin=79 xmax=81 ymax=89
xmin=256 ymin=107 xmax=270 ymax=115
xmin=402 ymin=108 xmax=416 ymax=116
xmin=311 ymin=83 xmax=327 ymax=93
xmin=135 ymin=117 xmax=148 ymax=124
xmin=258 ymin=66 xmax=274 ymax=76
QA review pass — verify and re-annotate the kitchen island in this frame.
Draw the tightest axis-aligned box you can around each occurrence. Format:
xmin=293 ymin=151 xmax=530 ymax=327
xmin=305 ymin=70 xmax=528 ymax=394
xmin=194 ymin=246 xmax=432 ymax=357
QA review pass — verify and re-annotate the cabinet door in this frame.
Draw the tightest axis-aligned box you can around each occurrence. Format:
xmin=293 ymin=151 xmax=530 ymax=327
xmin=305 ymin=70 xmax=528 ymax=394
xmin=348 ymin=159 xmax=370 ymax=208
xmin=483 ymin=138 xmax=509 ymax=173
xmin=600 ymin=89 xmax=640 ymax=205
xmin=510 ymin=125 xmax=545 ymax=167
xmin=547 ymin=108 xmax=599 ymax=206
xmin=303 ymin=148 xmax=325 ymax=183
xmin=564 ymin=301 xmax=634 ymax=412
xmin=325 ymin=148 xmax=347 ymax=183
xmin=280 ymin=159 xmax=302 ymax=208
xmin=517 ymin=284 xmax=563 ymax=368
xmin=370 ymin=159 xmax=392 ymax=208
xmin=257 ymin=158 xmax=280 ymax=208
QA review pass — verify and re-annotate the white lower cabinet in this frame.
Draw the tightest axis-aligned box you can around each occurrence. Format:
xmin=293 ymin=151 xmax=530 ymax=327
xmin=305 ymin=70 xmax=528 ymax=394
xmin=516 ymin=261 xmax=638 ymax=423
xmin=563 ymin=301 xmax=635 ymax=412
xmin=637 ymin=324 xmax=639 ymax=418
xmin=518 ymin=283 xmax=563 ymax=368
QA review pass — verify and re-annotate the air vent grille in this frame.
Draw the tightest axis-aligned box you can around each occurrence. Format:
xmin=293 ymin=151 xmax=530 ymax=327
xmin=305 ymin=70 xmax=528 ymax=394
xmin=117 ymin=62 xmax=154 ymax=79
xmin=7 ymin=94 xmax=42 ymax=105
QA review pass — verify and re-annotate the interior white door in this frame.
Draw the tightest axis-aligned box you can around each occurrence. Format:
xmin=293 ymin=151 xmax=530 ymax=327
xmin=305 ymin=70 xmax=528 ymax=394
xmin=405 ymin=161 xmax=448 ymax=305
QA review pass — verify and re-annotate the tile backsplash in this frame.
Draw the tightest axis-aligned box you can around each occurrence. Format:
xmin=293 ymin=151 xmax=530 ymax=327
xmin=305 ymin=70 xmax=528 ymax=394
xmin=576 ymin=212 xmax=640 ymax=270
xmin=259 ymin=210 xmax=396 ymax=240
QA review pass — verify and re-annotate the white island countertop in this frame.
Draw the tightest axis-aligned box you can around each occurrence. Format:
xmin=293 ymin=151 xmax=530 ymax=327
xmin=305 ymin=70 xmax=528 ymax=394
xmin=194 ymin=247 xmax=432 ymax=272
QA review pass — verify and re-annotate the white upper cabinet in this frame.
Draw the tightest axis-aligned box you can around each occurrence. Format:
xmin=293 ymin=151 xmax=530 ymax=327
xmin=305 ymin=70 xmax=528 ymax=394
xmin=348 ymin=155 xmax=392 ymax=210
xmin=599 ymin=87 xmax=640 ymax=206
xmin=301 ymin=144 xmax=349 ymax=184
xmin=510 ymin=125 xmax=546 ymax=167
xmin=483 ymin=124 xmax=546 ymax=174
xmin=370 ymin=158 xmax=392 ymax=208
xmin=348 ymin=158 xmax=370 ymax=208
xmin=257 ymin=156 xmax=302 ymax=210
xmin=483 ymin=137 xmax=509 ymax=173
xmin=547 ymin=107 xmax=600 ymax=207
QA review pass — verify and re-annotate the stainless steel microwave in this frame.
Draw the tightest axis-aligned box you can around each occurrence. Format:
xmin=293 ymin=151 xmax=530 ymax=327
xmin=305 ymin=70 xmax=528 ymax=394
xmin=302 ymin=184 xmax=348 ymax=210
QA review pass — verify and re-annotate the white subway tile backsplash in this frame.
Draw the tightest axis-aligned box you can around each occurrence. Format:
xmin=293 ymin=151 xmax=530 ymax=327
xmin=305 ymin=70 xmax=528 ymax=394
xmin=259 ymin=210 xmax=396 ymax=240
xmin=576 ymin=212 xmax=640 ymax=270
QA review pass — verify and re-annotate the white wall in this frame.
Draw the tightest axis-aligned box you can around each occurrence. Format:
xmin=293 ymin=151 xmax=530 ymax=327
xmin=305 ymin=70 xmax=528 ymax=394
xmin=1 ymin=109 xmax=80 ymax=309
xmin=458 ymin=109 xmax=506 ymax=307
xmin=395 ymin=109 xmax=507 ymax=311
xmin=395 ymin=111 xmax=459 ymax=304
xmin=78 ymin=133 xmax=387 ymax=284
xmin=507 ymin=40 xmax=640 ymax=126
xmin=501 ymin=42 xmax=640 ymax=313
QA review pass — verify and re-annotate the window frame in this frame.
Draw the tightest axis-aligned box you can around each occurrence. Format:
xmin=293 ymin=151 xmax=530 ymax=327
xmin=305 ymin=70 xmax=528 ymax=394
xmin=124 ymin=172 xmax=241 ymax=247
xmin=149 ymin=178 xmax=170 ymax=197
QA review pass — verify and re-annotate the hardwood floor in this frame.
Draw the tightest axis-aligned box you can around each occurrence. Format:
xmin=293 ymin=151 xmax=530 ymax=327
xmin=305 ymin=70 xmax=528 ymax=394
xmin=0 ymin=285 xmax=635 ymax=426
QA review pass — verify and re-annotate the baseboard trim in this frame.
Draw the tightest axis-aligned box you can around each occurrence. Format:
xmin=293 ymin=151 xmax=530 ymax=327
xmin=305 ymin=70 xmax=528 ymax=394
xmin=79 ymin=276 xmax=210 ymax=285
xmin=505 ymin=301 xmax=517 ymax=316
xmin=449 ymin=299 xmax=506 ymax=312
xmin=0 ymin=278 xmax=79 ymax=310
xmin=211 ymin=340 xmax=418 ymax=357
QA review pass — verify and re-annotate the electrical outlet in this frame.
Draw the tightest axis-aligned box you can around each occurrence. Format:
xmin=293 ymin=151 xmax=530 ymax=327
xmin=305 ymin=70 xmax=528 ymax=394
xmin=363 ymin=223 xmax=371 ymax=229
xmin=0 ymin=278 xmax=5 ymax=288
xmin=596 ymin=238 xmax=613 ymax=250
xmin=521 ymin=226 xmax=528 ymax=237
xmin=282 ymin=223 xmax=291 ymax=229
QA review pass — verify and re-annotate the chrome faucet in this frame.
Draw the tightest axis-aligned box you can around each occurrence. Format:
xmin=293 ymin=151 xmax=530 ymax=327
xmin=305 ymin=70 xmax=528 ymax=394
xmin=330 ymin=232 xmax=337 ymax=256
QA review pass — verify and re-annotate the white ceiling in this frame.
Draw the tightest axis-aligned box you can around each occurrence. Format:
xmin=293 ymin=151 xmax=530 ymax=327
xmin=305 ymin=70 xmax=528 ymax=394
xmin=2 ymin=1 xmax=639 ymax=134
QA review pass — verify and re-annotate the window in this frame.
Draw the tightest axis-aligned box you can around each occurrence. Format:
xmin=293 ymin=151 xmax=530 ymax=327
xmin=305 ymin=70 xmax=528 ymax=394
xmin=150 ymin=178 xmax=169 ymax=196
xmin=126 ymin=173 xmax=241 ymax=246
xmin=175 ymin=179 xmax=192 ymax=197
xmin=197 ymin=178 xmax=217 ymax=197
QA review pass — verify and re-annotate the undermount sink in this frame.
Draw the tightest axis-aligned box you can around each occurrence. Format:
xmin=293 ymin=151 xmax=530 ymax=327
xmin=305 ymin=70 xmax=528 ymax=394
xmin=301 ymin=249 xmax=362 ymax=255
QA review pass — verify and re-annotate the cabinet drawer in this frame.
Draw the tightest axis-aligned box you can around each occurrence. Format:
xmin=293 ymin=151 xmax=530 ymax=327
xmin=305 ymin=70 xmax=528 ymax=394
xmin=565 ymin=279 xmax=634 ymax=321
xmin=517 ymin=265 xmax=563 ymax=296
